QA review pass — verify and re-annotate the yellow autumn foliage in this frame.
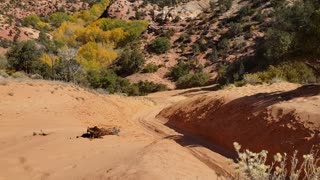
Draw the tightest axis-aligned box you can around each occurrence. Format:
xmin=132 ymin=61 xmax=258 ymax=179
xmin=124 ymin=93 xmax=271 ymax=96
xmin=71 ymin=0 xmax=110 ymax=24
xmin=53 ymin=22 xmax=85 ymax=47
xmin=50 ymin=0 xmax=148 ymax=73
xmin=77 ymin=42 xmax=118 ymax=71
xmin=40 ymin=53 xmax=58 ymax=68
xmin=54 ymin=21 xmax=127 ymax=47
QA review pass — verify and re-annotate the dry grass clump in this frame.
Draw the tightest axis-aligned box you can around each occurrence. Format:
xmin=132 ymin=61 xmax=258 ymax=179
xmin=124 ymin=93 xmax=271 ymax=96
xmin=233 ymin=142 xmax=320 ymax=180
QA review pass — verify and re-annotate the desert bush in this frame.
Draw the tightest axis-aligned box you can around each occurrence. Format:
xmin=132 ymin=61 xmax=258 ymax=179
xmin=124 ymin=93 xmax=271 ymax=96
xmin=228 ymin=22 xmax=243 ymax=37
xmin=218 ymin=38 xmax=230 ymax=52
xmin=263 ymin=29 xmax=293 ymax=61
xmin=168 ymin=61 xmax=191 ymax=81
xmin=237 ymin=5 xmax=255 ymax=19
xmin=192 ymin=43 xmax=201 ymax=54
xmin=142 ymin=63 xmax=159 ymax=73
xmin=176 ymin=72 xmax=211 ymax=89
xmin=47 ymin=12 xmax=71 ymax=28
xmin=177 ymin=33 xmax=191 ymax=43
xmin=0 ymin=54 xmax=8 ymax=69
xmin=130 ymin=81 xmax=167 ymax=96
xmin=243 ymin=74 xmax=262 ymax=85
xmin=149 ymin=37 xmax=171 ymax=54
xmin=218 ymin=0 xmax=232 ymax=13
xmin=22 ymin=14 xmax=41 ymax=27
xmin=86 ymin=69 xmax=166 ymax=96
xmin=252 ymin=62 xmax=316 ymax=84
xmin=233 ymin=142 xmax=320 ymax=180
xmin=23 ymin=14 xmax=50 ymax=31
xmin=115 ymin=44 xmax=145 ymax=76
xmin=209 ymin=47 xmax=219 ymax=63
xmin=0 ymin=38 xmax=12 ymax=48
xmin=86 ymin=69 xmax=131 ymax=94
xmin=11 ymin=71 xmax=27 ymax=79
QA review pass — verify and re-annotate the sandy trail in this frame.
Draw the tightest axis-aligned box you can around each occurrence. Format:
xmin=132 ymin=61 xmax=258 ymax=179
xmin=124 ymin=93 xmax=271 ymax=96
xmin=0 ymin=80 xmax=230 ymax=180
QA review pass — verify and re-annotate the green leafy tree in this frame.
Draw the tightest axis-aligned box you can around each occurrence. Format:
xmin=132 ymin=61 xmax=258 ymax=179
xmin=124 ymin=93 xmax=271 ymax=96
xmin=264 ymin=29 xmax=293 ymax=61
xmin=116 ymin=45 xmax=145 ymax=76
xmin=6 ymin=40 xmax=42 ymax=73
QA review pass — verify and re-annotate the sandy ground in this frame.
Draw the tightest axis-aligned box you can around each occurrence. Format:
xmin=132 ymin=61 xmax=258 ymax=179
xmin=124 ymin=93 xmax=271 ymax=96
xmin=1 ymin=80 xmax=319 ymax=180
xmin=0 ymin=80 xmax=230 ymax=180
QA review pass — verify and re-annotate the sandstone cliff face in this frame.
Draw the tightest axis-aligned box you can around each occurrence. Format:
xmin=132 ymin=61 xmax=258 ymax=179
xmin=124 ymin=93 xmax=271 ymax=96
xmin=108 ymin=0 xmax=211 ymax=21
xmin=166 ymin=0 xmax=211 ymax=20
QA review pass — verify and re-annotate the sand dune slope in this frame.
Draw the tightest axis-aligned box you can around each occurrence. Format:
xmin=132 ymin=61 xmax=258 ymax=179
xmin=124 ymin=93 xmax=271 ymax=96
xmin=2 ymin=80 xmax=317 ymax=179
xmin=0 ymin=80 xmax=226 ymax=180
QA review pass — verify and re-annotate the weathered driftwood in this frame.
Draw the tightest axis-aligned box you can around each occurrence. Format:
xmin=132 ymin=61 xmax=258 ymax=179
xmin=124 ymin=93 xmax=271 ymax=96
xmin=81 ymin=126 xmax=120 ymax=139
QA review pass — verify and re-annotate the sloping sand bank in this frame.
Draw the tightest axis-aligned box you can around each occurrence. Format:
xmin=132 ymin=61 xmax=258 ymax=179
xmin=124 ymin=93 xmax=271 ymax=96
xmin=158 ymin=83 xmax=320 ymax=160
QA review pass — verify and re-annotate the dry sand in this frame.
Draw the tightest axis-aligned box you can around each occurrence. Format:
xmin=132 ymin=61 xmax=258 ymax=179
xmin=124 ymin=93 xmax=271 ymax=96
xmin=0 ymin=80 xmax=229 ymax=180
xmin=1 ymin=80 xmax=319 ymax=180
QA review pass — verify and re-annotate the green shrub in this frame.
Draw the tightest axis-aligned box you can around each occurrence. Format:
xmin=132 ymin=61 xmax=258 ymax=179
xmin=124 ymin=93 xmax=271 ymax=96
xmin=192 ymin=43 xmax=201 ymax=54
xmin=264 ymin=29 xmax=293 ymax=61
xmin=218 ymin=38 xmax=230 ymax=52
xmin=22 ymin=14 xmax=41 ymax=27
xmin=176 ymin=72 xmax=211 ymax=89
xmin=22 ymin=14 xmax=50 ymax=31
xmin=86 ymin=70 xmax=167 ymax=96
xmin=142 ymin=63 xmax=159 ymax=73
xmin=243 ymin=74 xmax=262 ymax=85
xmin=87 ymin=70 xmax=132 ymax=94
xmin=228 ymin=22 xmax=243 ymax=37
xmin=0 ymin=54 xmax=8 ymax=69
xmin=130 ymin=81 xmax=167 ymax=96
xmin=0 ymin=38 xmax=13 ymax=48
xmin=250 ymin=62 xmax=316 ymax=84
xmin=47 ymin=12 xmax=71 ymax=28
xmin=116 ymin=45 xmax=145 ymax=76
xmin=177 ymin=33 xmax=191 ymax=43
xmin=11 ymin=71 xmax=27 ymax=79
xmin=218 ymin=0 xmax=232 ymax=13
xmin=209 ymin=47 xmax=218 ymax=63
xmin=168 ymin=61 xmax=191 ymax=81
xmin=149 ymin=37 xmax=171 ymax=54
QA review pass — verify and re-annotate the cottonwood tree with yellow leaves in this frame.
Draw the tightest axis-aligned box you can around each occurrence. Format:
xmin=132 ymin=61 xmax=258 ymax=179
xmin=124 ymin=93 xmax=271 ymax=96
xmin=77 ymin=42 xmax=117 ymax=72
